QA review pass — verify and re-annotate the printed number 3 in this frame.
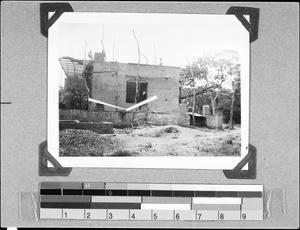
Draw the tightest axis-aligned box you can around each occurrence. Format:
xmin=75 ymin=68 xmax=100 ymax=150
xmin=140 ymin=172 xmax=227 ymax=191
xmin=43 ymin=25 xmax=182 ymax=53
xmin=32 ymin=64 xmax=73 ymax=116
xmin=108 ymin=213 xmax=113 ymax=219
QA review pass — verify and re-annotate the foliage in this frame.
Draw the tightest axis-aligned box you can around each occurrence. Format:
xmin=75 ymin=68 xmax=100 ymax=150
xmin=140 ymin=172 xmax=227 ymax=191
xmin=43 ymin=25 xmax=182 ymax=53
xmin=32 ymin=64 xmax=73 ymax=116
xmin=180 ymin=50 xmax=241 ymax=124
xmin=60 ymin=62 xmax=93 ymax=110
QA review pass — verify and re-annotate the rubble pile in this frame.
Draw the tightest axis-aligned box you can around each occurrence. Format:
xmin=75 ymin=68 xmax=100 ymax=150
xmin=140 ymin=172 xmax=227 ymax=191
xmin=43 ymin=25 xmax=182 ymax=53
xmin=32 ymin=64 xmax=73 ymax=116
xmin=59 ymin=129 xmax=121 ymax=157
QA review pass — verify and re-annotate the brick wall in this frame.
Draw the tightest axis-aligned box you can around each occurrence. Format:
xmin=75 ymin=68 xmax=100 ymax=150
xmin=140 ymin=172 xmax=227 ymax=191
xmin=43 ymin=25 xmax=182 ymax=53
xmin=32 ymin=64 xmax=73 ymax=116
xmin=92 ymin=62 xmax=181 ymax=113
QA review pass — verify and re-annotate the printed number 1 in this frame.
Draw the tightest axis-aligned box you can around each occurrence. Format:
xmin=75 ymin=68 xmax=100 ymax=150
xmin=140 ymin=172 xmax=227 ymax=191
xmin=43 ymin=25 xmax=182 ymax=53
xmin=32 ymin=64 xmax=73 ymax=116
xmin=64 ymin=212 xmax=67 ymax=218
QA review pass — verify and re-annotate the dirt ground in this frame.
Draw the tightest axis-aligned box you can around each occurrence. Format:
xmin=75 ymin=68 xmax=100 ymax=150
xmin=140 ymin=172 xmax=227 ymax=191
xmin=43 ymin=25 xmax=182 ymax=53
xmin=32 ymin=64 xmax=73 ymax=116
xmin=59 ymin=125 xmax=241 ymax=157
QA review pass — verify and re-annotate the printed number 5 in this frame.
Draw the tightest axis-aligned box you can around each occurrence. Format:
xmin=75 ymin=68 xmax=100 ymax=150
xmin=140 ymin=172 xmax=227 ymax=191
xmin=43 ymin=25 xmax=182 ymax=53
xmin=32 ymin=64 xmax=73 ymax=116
xmin=153 ymin=213 xmax=158 ymax=220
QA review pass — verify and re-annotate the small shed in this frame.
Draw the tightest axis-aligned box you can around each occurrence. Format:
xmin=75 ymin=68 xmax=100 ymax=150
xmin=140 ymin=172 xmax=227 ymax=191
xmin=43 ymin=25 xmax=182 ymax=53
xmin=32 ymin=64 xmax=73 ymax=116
xmin=187 ymin=112 xmax=207 ymax=127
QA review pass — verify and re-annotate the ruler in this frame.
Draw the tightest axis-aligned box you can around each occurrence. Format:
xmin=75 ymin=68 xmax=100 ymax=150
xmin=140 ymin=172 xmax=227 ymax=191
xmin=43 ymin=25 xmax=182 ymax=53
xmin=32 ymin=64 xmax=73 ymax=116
xmin=39 ymin=182 xmax=263 ymax=221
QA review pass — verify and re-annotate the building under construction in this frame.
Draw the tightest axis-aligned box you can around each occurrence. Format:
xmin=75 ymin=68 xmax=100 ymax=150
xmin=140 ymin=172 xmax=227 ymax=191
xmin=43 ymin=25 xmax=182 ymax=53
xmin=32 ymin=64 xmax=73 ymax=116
xmin=59 ymin=52 xmax=190 ymax=128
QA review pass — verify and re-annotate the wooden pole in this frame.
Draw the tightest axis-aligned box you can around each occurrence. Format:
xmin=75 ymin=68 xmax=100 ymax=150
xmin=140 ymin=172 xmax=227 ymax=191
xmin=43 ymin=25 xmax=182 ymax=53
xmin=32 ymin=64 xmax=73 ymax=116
xmin=187 ymin=60 xmax=196 ymax=127
xmin=132 ymin=29 xmax=141 ymax=104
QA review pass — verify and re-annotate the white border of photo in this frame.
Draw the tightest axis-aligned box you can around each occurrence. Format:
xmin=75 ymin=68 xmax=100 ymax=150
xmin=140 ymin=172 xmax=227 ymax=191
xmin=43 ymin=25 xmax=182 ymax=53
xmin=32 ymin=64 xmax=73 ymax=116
xmin=48 ymin=12 xmax=250 ymax=169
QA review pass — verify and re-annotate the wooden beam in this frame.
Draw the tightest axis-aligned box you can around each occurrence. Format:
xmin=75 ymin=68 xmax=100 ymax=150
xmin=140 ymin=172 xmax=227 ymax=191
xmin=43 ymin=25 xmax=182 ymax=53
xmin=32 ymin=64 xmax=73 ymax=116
xmin=88 ymin=98 xmax=126 ymax=111
xmin=125 ymin=95 xmax=158 ymax=112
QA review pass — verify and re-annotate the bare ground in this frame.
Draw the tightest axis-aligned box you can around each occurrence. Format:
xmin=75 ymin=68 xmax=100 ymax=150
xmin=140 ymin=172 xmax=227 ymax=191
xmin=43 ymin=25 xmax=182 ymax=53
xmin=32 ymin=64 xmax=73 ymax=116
xmin=59 ymin=125 xmax=241 ymax=157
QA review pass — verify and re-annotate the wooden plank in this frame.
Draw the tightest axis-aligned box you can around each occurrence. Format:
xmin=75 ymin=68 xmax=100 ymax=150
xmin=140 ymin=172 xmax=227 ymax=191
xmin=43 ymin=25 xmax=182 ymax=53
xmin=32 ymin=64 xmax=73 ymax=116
xmin=125 ymin=96 xmax=158 ymax=112
xmin=88 ymin=98 xmax=126 ymax=111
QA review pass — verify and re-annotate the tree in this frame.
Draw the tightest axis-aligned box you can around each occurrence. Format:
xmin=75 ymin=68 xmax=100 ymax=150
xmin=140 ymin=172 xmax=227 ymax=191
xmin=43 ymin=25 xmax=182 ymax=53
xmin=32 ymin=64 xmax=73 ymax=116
xmin=180 ymin=50 xmax=241 ymax=128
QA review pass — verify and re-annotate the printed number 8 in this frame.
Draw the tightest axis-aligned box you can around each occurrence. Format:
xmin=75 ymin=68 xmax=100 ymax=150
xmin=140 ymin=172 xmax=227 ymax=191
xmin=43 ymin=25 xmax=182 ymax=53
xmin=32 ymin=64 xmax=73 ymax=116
xmin=219 ymin=213 xmax=224 ymax=220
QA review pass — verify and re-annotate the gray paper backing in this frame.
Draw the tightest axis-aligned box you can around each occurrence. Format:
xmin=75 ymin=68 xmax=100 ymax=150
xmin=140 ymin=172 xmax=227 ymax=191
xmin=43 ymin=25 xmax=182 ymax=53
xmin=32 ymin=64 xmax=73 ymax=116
xmin=1 ymin=1 xmax=299 ymax=228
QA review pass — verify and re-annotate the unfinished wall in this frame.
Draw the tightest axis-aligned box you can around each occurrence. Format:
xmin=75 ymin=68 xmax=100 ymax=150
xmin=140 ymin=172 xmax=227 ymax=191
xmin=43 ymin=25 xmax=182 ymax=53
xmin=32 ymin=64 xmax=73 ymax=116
xmin=60 ymin=110 xmax=190 ymax=128
xmin=60 ymin=109 xmax=133 ymax=128
xmin=148 ymin=112 xmax=190 ymax=127
xmin=92 ymin=61 xmax=181 ymax=113
xmin=59 ymin=121 xmax=114 ymax=134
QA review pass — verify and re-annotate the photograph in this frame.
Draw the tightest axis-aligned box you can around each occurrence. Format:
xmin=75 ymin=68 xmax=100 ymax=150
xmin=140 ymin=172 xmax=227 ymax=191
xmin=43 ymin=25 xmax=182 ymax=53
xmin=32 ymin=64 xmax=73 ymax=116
xmin=48 ymin=13 xmax=249 ymax=169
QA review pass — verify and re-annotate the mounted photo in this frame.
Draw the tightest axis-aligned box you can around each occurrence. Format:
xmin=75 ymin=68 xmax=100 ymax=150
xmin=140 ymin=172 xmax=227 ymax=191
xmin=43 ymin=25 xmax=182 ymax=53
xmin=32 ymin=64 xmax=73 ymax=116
xmin=48 ymin=12 xmax=250 ymax=169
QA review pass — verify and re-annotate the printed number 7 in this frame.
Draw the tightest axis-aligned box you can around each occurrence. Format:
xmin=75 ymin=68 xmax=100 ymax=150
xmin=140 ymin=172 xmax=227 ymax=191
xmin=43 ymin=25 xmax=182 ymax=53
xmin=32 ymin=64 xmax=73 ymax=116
xmin=197 ymin=213 xmax=201 ymax=219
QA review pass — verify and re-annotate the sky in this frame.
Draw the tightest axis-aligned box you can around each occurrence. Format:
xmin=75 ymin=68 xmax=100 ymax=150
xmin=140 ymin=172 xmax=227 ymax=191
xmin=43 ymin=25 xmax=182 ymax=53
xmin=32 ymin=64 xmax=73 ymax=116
xmin=53 ymin=13 xmax=248 ymax=87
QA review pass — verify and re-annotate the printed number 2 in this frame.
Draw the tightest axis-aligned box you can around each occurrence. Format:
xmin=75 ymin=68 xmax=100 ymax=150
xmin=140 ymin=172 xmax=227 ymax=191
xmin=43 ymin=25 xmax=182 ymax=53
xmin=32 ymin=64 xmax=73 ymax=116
xmin=86 ymin=212 xmax=91 ymax=219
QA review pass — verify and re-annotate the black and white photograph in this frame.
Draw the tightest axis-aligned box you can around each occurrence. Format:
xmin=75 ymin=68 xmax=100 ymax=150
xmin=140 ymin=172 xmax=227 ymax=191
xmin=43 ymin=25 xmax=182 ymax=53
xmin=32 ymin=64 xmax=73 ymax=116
xmin=48 ymin=12 xmax=249 ymax=169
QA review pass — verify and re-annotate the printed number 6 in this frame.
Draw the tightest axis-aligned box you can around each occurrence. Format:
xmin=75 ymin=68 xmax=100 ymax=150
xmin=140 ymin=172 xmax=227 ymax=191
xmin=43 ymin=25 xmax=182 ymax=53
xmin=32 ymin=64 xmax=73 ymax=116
xmin=175 ymin=213 xmax=180 ymax=220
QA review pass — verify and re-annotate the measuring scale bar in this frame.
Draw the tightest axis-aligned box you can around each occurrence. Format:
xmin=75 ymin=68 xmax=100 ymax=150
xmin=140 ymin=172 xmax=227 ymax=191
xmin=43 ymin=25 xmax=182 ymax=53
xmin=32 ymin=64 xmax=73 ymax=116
xmin=39 ymin=183 xmax=263 ymax=221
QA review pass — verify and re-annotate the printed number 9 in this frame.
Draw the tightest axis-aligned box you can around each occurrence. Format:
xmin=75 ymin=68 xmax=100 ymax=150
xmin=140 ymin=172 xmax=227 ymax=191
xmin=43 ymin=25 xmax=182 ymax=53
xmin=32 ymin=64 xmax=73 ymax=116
xmin=242 ymin=213 xmax=246 ymax=220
